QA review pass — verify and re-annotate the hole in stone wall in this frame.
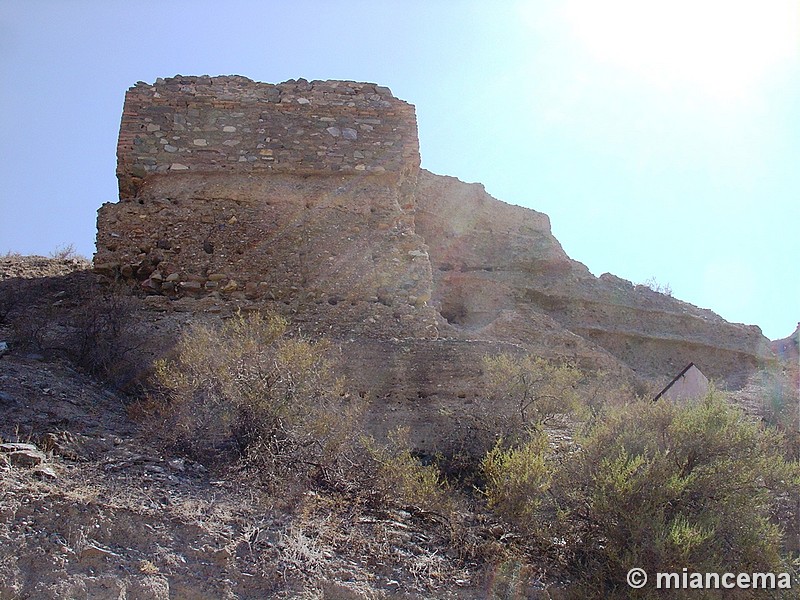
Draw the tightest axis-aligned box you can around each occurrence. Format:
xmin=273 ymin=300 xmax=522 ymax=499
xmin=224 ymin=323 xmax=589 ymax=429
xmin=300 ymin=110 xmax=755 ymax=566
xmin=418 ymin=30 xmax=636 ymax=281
xmin=440 ymin=296 xmax=468 ymax=325
xmin=203 ymin=240 xmax=214 ymax=254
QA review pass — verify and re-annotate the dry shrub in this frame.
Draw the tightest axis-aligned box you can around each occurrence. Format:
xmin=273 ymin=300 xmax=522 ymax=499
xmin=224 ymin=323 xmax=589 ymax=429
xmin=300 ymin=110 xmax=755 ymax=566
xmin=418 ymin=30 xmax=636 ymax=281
xmin=5 ymin=275 xmax=141 ymax=387
xmin=66 ymin=283 xmax=142 ymax=384
xmin=438 ymin=354 xmax=584 ymax=483
xmin=640 ymin=276 xmax=673 ymax=297
xmin=0 ymin=283 xmax=20 ymax=325
xmin=483 ymin=354 xmax=582 ymax=434
xmin=562 ymin=394 xmax=799 ymax=597
xmin=154 ymin=310 xmax=453 ymax=513
xmin=577 ymin=369 xmax=638 ymax=422
xmin=4 ymin=277 xmax=59 ymax=349
xmin=154 ymin=311 xmax=366 ymax=486
xmin=276 ymin=524 xmax=331 ymax=580
xmin=48 ymin=243 xmax=86 ymax=261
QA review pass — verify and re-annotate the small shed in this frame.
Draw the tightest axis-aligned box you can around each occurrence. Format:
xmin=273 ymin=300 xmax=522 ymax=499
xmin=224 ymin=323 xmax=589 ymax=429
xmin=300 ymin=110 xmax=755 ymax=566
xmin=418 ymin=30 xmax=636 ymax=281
xmin=653 ymin=363 xmax=709 ymax=402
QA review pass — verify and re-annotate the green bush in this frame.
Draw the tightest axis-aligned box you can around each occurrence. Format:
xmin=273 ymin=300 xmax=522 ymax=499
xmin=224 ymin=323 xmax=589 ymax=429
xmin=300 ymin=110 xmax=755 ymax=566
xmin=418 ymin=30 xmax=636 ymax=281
xmin=478 ymin=392 xmax=799 ymax=597
xmin=363 ymin=427 xmax=452 ymax=513
xmin=154 ymin=311 xmax=365 ymax=483
xmin=558 ymin=393 xmax=799 ymax=596
xmin=480 ymin=432 xmax=551 ymax=533
xmin=435 ymin=353 xmax=585 ymax=485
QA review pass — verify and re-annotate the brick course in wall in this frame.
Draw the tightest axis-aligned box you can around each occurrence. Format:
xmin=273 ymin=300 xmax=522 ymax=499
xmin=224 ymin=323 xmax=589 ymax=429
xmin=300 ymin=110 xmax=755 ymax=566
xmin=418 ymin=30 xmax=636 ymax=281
xmin=117 ymin=75 xmax=420 ymax=198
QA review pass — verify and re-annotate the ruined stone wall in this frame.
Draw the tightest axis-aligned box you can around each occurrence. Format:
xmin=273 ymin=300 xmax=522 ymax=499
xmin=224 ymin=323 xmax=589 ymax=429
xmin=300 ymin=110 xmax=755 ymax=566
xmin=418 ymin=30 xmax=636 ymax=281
xmin=96 ymin=76 xmax=437 ymax=339
xmin=117 ymin=76 xmax=419 ymax=198
xmin=96 ymin=75 xmax=773 ymax=402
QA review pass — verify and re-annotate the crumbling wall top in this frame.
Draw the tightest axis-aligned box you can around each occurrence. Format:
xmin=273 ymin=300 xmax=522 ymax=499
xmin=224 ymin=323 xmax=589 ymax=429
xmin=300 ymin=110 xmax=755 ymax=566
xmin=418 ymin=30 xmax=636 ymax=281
xmin=117 ymin=76 xmax=420 ymax=198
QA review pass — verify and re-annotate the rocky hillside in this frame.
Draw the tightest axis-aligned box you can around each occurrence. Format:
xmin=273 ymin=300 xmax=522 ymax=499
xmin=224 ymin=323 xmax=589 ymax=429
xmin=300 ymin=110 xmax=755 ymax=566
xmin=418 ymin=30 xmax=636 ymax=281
xmin=0 ymin=75 xmax=794 ymax=599
xmin=92 ymin=76 xmax=772 ymax=448
xmin=0 ymin=255 xmax=794 ymax=599
xmin=771 ymin=323 xmax=799 ymax=389
xmin=772 ymin=324 xmax=799 ymax=365
xmin=414 ymin=171 xmax=772 ymax=387
xmin=0 ymin=255 xmax=542 ymax=599
xmin=0 ymin=343 xmax=528 ymax=599
xmin=0 ymin=254 xmax=90 ymax=280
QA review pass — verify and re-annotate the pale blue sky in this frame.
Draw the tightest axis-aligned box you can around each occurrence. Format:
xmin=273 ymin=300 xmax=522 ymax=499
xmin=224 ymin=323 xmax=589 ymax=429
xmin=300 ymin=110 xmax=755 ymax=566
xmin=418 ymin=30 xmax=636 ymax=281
xmin=1 ymin=1 xmax=797 ymax=340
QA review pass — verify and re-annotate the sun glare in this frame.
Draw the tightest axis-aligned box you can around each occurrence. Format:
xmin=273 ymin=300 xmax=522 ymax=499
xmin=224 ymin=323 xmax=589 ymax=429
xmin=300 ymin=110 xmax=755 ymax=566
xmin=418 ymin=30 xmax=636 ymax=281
xmin=557 ymin=0 xmax=798 ymax=100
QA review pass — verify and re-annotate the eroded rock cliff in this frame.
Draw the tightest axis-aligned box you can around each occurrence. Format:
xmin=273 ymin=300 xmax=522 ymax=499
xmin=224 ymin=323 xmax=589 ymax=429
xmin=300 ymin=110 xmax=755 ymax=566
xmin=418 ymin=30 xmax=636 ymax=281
xmin=414 ymin=171 xmax=772 ymax=386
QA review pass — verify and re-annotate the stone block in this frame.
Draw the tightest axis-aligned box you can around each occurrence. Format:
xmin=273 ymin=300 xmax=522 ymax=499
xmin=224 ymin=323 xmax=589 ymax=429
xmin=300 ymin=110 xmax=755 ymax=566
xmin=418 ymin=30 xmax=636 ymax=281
xmin=7 ymin=449 xmax=46 ymax=468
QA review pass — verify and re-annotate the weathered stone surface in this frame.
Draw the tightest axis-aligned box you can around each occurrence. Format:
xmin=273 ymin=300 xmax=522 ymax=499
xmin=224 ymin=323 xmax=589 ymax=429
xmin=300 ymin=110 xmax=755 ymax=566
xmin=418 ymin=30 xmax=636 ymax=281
xmin=7 ymin=448 xmax=46 ymax=468
xmin=95 ymin=75 xmax=774 ymax=448
xmin=80 ymin=544 xmax=120 ymax=562
xmin=32 ymin=464 xmax=57 ymax=480
xmin=0 ymin=256 xmax=90 ymax=280
xmin=772 ymin=323 xmax=799 ymax=364
xmin=414 ymin=171 xmax=773 ymax=385
xmin=0 ymin=442 xmax=40 ymax=453
xmin=114 ymin=76 xmax=419 ymax=199
xmin=771 ymin=323 xmax=799 ymax=388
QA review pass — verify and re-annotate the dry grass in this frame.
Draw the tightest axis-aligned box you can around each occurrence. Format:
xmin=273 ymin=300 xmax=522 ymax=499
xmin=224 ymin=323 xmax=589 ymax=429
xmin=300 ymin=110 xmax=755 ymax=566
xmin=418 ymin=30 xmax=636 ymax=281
xmin=48 ymin=243 xmax=88 ymax=262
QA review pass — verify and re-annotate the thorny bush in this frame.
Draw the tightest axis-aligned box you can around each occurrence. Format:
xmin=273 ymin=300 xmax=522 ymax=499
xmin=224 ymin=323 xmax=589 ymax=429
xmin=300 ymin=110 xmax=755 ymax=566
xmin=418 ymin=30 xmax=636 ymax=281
xmin=154 ymin=311 xmax=366 ymax=486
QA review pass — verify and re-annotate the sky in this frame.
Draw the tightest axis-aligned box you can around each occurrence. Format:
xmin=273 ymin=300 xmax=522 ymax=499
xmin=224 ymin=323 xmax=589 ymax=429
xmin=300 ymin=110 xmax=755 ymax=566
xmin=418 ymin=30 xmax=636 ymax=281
xmin=0 ymin=0 xmax=797 ymax=340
